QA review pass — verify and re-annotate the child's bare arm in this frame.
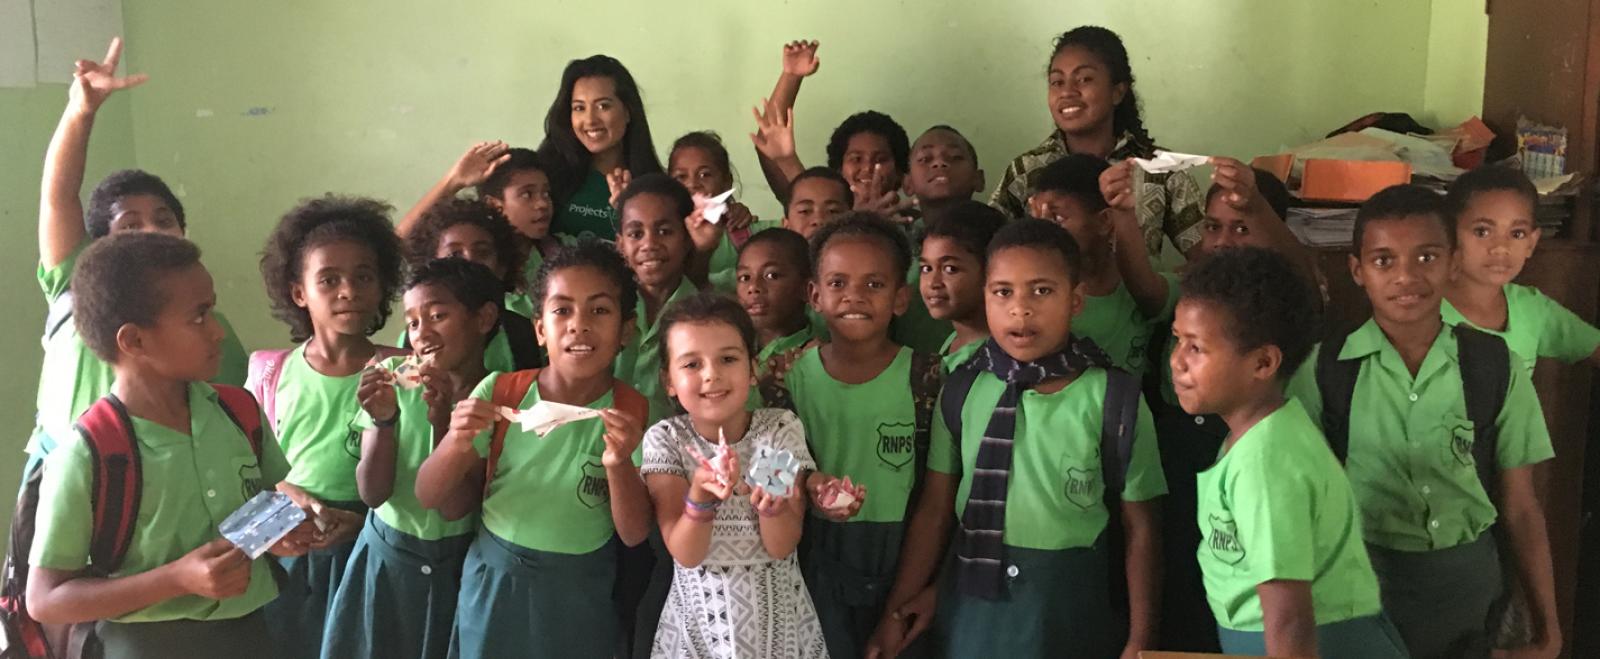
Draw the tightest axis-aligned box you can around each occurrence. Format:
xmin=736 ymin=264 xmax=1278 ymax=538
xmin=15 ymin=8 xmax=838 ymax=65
xmin=41 ymin=38 xmax=147 ymax=268
xmin=866 ymin=470 xmax=957 ymax=658
xmin=600 ymin=408 xmax=653 ymax=547
xmin=396 ymin=141 xmax=510 ymax=237
xmin=1100 ymin=161 xmax=1173 ymax=318
xmin=648 ymin=473 xmax=712 ymax=567
xmin=1499 ymin=465 xmax=1563 ymax=656
xmin=1257 ymin=579 xmax=1318 ymax=658
xmin=355 ymin=368 xmax=401 ymax=507
xmin=1120 ymin=499 xmax=1163 ymax=655
xmin=414 ymin=399 xmax=494 ymax=520
xmin=26 ymin=538 xmax=247 ymax=624
xmin=1209 ymin=157 xmax=1318 ymax=281
xmin=753 ymin=486 xmax=805 ymax=559
xmin=753 ymin=41 xmax=819 ymax=202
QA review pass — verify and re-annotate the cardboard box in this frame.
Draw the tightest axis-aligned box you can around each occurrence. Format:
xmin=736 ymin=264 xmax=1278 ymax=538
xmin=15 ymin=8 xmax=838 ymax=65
xmin=1298 ymin=159 xmax=1412 ymax=203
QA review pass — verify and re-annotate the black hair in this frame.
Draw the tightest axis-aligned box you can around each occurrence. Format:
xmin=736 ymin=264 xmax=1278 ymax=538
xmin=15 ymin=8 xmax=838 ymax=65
xmin=85 ymin=169 xmax=187 ymax=239
xmin=404 ymin=198 xmax=524 ymax=294
xmin=71 ymin=232 xmax=203 ymax=363
xmin=784 ymin=166 xmax=855 ymax=213
xmin=477 ymin=147 xmax=548 ymax=200
xmin=923 ymin=200 xmax=1007 ymax=268
xmin=405 ymin=257 xmax=505 ymax=341
xmin=987 ymin=218 xmax=1083 ymax=282
xmin=920 ymin=124 xmax=980 ymax=169
xmin=1443 ymin=165 xmax=1539 ymax=229
xmin=529 ymin=238 xmax=638 ymax=320
xmin=669 ymin=131 xmax=734 ymax=183
xmin=259 ymin=195 xmax=404 ymax=342
xmin=1032 ymin=153 xmax=1110 ymax=213
xmin=1052 ymin=26 xmax=1151 ymax=146
xmin=536 ymin=55 xmax=664 ymax=204
xmin=656 ymin=292 xmax=760 ymax=365
xmin=825 ymin=111 xmax=911 ymax=174
xmin=1205 ymin=168 xmax=1292 ymax=221
xmin=740 ymin=228 xmax=813 ymax=279
xmin=615 ymin=172 xmax=695 ymax=222
xmin=1353 ymin=184 xmax=1452 ymax=252
xmin=1179 ymin=247 xmax=1320 ymax=382
xmin=808 ymin=212 xmax=912 ymax=282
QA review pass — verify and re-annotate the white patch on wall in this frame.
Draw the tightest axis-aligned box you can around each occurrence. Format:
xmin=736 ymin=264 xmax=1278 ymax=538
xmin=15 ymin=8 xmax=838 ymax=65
xmin=32 ymin=0 xmax=125 ymax=84
xmin=196 ymin=108 xmax=215 ymax=118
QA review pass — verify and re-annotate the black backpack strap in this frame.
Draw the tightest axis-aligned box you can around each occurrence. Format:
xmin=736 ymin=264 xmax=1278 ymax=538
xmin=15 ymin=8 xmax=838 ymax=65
xmin=1100 ymin=368 xmax=1141 ymax=497
xmin=939 ymin=361 xmax=983 ymax=469
xmin=500 ymin=308 xmax=545 ymax=370
xmin=906 ymin=351 xmax=944 ymax=509
xmin=1453 ymin=325 xmax=1511 ymax=500
xmin=44 ymin=290 xmax=74 ymax=342
xmin=1314 ymin=331 xmax=1359 ymax=463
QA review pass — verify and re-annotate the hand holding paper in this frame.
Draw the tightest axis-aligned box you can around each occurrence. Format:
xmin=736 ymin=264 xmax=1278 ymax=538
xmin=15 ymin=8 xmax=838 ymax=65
xmin=1132 ymin=150 xmax=1211 ymax=174
xmin=809 ymin=473 xmax=866 ymax=521
xmin=496 ymin=400 xmax=603 ymax=436
xmin=219 ymin=491 xmax=308 ymax=559
xmin=744 ymin=446 xmax=801 ymax=499
xmin=697 ymin=188 xmax=736 ymax=225
xmin=686 ymin=429 xmax=740 ymax=499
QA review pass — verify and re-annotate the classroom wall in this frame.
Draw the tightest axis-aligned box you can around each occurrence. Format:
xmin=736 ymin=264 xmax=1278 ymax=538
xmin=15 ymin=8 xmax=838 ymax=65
xmin=1 ymin=0 xmax=1485 ymax=536
xmin=1422 ymin=0 xmax=1489 ymax=127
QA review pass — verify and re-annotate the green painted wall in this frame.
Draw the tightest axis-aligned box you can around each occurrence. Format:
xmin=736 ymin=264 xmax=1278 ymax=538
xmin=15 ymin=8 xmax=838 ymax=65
xmin=2 ymin=0 xmax=1486 ymax=534
xmin=1423 ymin=0 xmax=1489 ymax=127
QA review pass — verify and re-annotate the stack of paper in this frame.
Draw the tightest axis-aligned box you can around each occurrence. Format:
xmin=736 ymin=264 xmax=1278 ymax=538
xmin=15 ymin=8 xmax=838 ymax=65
xmin=1287 ymin=207 xmax=1360 ymax=247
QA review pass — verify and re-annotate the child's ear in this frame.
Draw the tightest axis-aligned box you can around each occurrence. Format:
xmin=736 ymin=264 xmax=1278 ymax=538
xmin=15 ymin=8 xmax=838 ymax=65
xmin=1253 ymin=345 xmax=1284 ymax=383
xmin=892 ymin=282 xmax=911 ymax=317
xmin=974 ymin=169 xmax=987 ymax=196
xmin=1529 ymin=226 xmax=1543 ymax=252
xmin=807 ymin=280 xmax=820 ymax=311
xmin=484 ymin=195 xmax=505 ymax=212
xmin=1110 ymin=82 xmax=1129 ymax=109
xmin=533 ymin=315 xmax=548 ymax=347
xmin=1068 ymin=281 xmax=1086 ymax=319
xmin=1347 ymin=253 xmax=1364 ymax=289
xmin=619 ymin=315 xmax=638 ymax=347
xmin=660 ymin=368 xmax=674 ymax=402
xmin=290 ymin=282 xmax=308 ymax=309
xmin=476 ymin=302 xmax=501 ymax=336
xmin=114 ymin=322 xmax=144 ymax=360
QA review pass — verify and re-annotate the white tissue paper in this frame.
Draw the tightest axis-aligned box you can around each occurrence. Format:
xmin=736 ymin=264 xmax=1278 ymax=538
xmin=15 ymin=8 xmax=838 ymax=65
xmin=700 ymin=188 xmax=736 ymax=225
xmin=1132 ymin=150 xmax=1210 ymax=174
xmin=497 ymin=400 xmax=602 ymax=436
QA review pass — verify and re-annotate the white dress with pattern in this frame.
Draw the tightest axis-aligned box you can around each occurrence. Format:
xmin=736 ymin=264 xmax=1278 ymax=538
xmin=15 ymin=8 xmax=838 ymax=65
xmin=640 ymin=409 xmax=830 ymax=659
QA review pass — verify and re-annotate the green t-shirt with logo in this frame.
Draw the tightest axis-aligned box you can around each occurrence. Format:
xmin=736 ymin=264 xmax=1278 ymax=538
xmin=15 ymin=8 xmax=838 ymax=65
xmin=1287 ymin=318 xmax=1555 ymax=552
xmin=31 ymin=244 xmax=249 ymax=457
xmin=1442 ymin=282 xmax=1600 ymax=374
xmin=614 ymin=277 xmax=699 ymax=425
xmin=1196 ymin=398 xmax=1384 ymax=631
xmin=939 ymin=332 xmax=984 ymax=374
xmin=1073 ymin=273 xmax=1179 ymax=376
xmin=469 ymin=373 xmax=619 ymax=554
xmin=271 ymin=344 xmax=363 ymax=502
xmin=353 ymin=357 xmax=475 ymax=541
xmin=784 ymin=346 xmax=924 ymax=523
xmin=928 ymin=367 xmax=1167 ymax=550
xmin=552 ymin=169 xmax=618 ymax=242
xmin=31 ymin=382 xmax=290 ymax=623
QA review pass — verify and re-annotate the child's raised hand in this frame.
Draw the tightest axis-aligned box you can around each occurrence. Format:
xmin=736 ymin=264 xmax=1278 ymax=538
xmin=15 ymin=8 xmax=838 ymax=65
xmin=445 ymin=398 xmax=498 ymax=451
xmin=685 ymin=436 xmax=739 ymax=500
xmin=447 ymin=141 xmax=511 ymax=191
xmin=598 ymin=408 xmax=645 ymax=469
xmin=1099 ymin=159 xmax=1138 ymax=212
xmin=781 ymin=40 xmax=821 ymax=78
xmin=68 ymin=37 xmax=148 ymax=117
xmin=606 ymin=168 xmax=632 ymax=209
xmin=1209 ymin=156 xmax=1264 ymax=212
xmin=357 ymin=366 xmax=399 ymax=425
xmin=172 ymin=538 xmax=252 ymax=600
xmin=853 ymin=164 xmax=911 ymax=220
xmin=749 ymin=98 xmax=797 ymax=161
xmin=722 ymin=201 xmax=755 ymax=232
xmin=685 ymin=205 xmax=723 ymax=254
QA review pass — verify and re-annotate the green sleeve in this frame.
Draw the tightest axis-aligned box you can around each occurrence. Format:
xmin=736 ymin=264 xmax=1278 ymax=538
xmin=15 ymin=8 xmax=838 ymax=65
xmin=213 ymin=313 xmax=248 ymax=387
xmin=1161 ymin=170 xmax=1206 ymax=254
xmin=29 ymin=438 xmax=94 ymax=571
xmin=928 ymin=396 xmax=959 ymax=475
xmin=1121 ymin=398 xmax=1168 ymax=501
xmin=1286 ymin=344 xmax=1325 ymax=430
xmin=1533 ymin=291 xmax=1600 ymax=364
xmin=468 ymin=372 xmax=500 ymax=458
xmin=1494 ymin=368 xmax=1555 ymax=470
xmin=258 ymin=413 xmax=291 ymax=486
xmin=1230 ymin=445 xmax=1316 ymax=583
xmin=37 ymin=240 xmax=87 ymax=302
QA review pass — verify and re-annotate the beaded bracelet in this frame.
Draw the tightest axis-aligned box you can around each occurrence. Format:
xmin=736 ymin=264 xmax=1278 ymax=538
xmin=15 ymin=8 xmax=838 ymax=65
xmin=683 ymin=495 xmax=719 ymax=522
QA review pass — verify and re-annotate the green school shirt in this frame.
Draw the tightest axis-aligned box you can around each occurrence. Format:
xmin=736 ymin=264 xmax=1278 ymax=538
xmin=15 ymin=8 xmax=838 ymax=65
xmin=1288 ymin=317 xmax=1555 ymax=552
xmin=353 ymin=357 xmax=475 ymax=541
xmin=784 ymin=346 xmax=924 ymax=523
xmin=707 ymin=219 xmax=783 ymax=294
xmin=939 ymin=332 xmax=984 ymax=374
xmin=928 ymin=367 xmax=1168 ymax=550
xmin=552 ymin=169 xmax=618 ymax=242
xmin=1196 ymin=399 xmax=1384 ymax=631
xmin=1442 ymin=283 xmax=1600 ymax=374
xmin=614 ymin=277 xmax=699 ymax=425
xmin=753 ymin=327 xmax=814 ymax=412
xmin=468 ymin=373 xmax=619 ymax=554
xmin=31 ymin=244 xmax=249 ymax=456
xmin=1073 ymin=272 xmax=1179 ymax=376
xmin=31 ymin=382 xmax=291 ymax=623
xmin=271 ymin=344 xmax=363 ymax=502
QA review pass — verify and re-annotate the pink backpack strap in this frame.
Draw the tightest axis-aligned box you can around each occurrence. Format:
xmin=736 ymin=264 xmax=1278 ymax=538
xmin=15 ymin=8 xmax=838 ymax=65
xmin=246 ymin=349 xmax=293 ymax=434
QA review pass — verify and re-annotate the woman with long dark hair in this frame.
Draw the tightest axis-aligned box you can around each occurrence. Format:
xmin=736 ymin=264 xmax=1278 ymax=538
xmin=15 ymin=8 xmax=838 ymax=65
xmin=538 ymin=55 xmax=664 ymax=242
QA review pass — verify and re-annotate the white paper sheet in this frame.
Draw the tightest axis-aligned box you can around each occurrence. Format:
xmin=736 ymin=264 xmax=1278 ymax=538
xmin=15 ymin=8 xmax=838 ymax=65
xmin=0 ymin=0 xmax=35 ymax=88
xmin=1133 ymin=150 xmax=1210 ymax=174
xmin=700 ymin=188 xmax=735 ymax=225
xmin=499 ymin=400 xmax=602 ymax=436
xmin=32 ymin=0 xmax=124 ymax=84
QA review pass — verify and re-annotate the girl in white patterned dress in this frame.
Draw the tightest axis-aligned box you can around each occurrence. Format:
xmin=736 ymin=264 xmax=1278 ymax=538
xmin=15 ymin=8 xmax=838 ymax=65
xmin=641 ymin=293 xmax=828 ymax=659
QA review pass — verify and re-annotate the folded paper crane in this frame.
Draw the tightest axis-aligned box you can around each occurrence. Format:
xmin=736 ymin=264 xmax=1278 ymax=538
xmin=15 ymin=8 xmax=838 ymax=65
xmin=496 ymin=400 xmax=602 ymax=436
xmin=700 ymin=188 xmax=736 ymax=225
xmin=1132 ymin=150 xmax=1210 ymax=174
xmin=364 ymin=353 xmax=433 ymax=389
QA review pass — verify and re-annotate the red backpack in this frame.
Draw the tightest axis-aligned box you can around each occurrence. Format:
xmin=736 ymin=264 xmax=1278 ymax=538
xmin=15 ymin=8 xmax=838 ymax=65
xmin=0 ymin=385 xmax=263 ymax=659
xmin=246 ymin=346 xmax=410 ymax=433
xmin=483 ymin=370 xmax=648 ymax=498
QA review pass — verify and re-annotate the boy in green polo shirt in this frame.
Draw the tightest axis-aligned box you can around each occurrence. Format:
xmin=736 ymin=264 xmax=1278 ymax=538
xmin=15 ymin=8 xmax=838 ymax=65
xmin=28 ymin=233 xmax=308 ymax=659
xmin=736 ymin=228 xmax=816 ymax=407
xmin=612 ymin=174 xmax=702 ymax=425
xmin=917 ymin=201 xmax=1006 ymax=373
xmin=1171 ymin=247 xmax=1404 ymax=658
xmin=1289 ymin=185 xmax=1560 ymax=659
xmin=868 ymin=219 xmax=1165 ymax=657
xmin=1028 ymin=154 xmax=1178 ymax=375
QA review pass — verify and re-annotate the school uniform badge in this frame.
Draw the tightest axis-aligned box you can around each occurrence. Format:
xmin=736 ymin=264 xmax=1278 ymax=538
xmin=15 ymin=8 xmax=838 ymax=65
xmin=238 ymin=460 xmax=264 ymax=500
xmin=1064 ymin=467 xmax=1101 ymax=510
xmin=1207 ymin=514 xmax=1245 ymax=566
xmin=577 ymin=460 xmax=609 ymax=509
xmin=1449 ymin=419 xmax=1476 ymax=467
xmin=876 ymin=421 xmax=916 ymax=470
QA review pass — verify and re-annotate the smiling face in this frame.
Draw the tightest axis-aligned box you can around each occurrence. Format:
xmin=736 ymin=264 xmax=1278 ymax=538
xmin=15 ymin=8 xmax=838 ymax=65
xmin=1351 ymin=215 xmax=1452 ymax=327
xmin=919 ymin=235 xmax=985 ymax=324
xmin=840 ymin=132 xmax=901 ymax=194
xmin=130 ymin=264 xmax=225 ymax=381
xmin=905 ymin=129 xmax=983 ymax=203
xmin=1169 ymin=299 xmax=1270 ymax=416
xmin=402 ymin=282 xmax=497 ymax=373
xmin=487 ymin=169 xmax=554 ymax=240
xmin=810 ymin=237 xmax=909 ymax=344
xmin=985 ymin=245 xmax=1081 ymax=362
xmin=108 ymin=193 xmax=184 ymax=237
xmin=617 ymin=192 xmax=690 ymax=290
xmin=1047 ymin=46 xmax=1125 ymax=137
xmin=291 ymin=240 xmax=381 ymax=339
xmin=535 ymin=265 xmax=628 ymax=381
xmin=664 ymin=320 xmax=755 ymax=427
xmin=669 ymin=145 xmax=732 ymax=197
xmin=1454 ymin=190 xmax=1540 ymax=288
xmin=436 ymin=223 xmax=505 ymax=279
xmin=736 ymin=240 xmax=808 ymax=335
xmin=785 ymin=176 xmax=851 ymax=239
xmin=570 ymin=75 xmax=629 ymax=157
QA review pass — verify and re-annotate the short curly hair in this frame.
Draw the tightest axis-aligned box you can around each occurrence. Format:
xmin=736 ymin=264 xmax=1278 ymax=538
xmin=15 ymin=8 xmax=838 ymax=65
xmin=1443 ymin=164 xmax=1538 ymax=231
xmin=1032 ymin=153 xmax=1110 ymax=214
xmin=615 ymin=172 xmax=695 ymax=221
xmin=1179 ymin=246 xmax=1319 ymax=382
xmin=406 ymin=257 xmax=506 ymax=343
xmin=404 ymin=198 xmax=525 ymax=294
xmin=825 ymin=111 xmax=910 ymax=174
xmin=259 ymin=195 xmax=405 ymax=342
xmin=923 ymin=200 xmax=1008 ymax=269
xmin=1353 ymin=184 xmax=1451 ymax=252
xmin=72 ymin=232 xmax=203 ymax=363
xmin=987 ymin=218 xmax=1083 ymax=282
xmin=529 ymin=238 xmax=638 ymax=320
xmin=477 ymin=147 xmax=548 ymax=201
xmin=809 ymin=211 xmax=912 ymax=282
xmin=85 ymin=169 xmax=187 ymax=239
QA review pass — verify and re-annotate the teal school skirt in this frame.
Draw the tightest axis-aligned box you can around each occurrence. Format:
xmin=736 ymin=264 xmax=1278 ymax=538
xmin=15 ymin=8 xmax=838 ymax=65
xmin=449 ymin=528 xmax=620 ymax=659
xmin=321 ymin=512 xmax=471 ymax=659
xmin=263 ymin=499 xmax=367 ymax=659
xmin=1368 ymin=533 xmax=1502 ymax=659
xmin=92 ymin=611 xmax=272 ymax=659
xmin=935 ymin=542 xmax=1119 ymax=657
xmin=801 ymin=517 xmax=931 ymax=659
xmin=1217 ymin=612 xmax=1409 ymax=658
